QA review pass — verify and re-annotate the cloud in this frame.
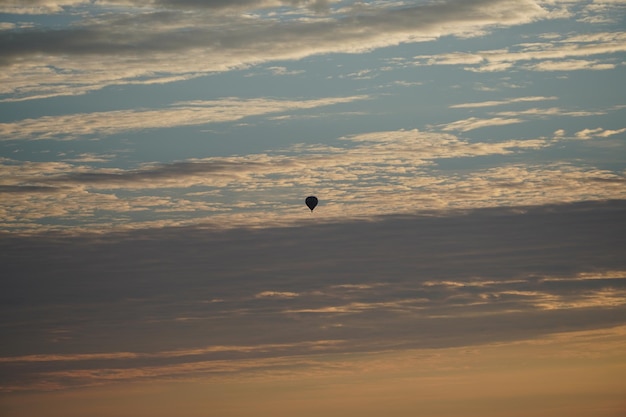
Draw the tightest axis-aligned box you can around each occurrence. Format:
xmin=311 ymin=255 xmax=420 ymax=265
xmin=0 ymin=0 xmax=86 ymax=14
xmin=449 ymin=96 xmax=558 ymax=108
xmin=2 ymin=127 xmax=626 ymax=233
xmin=61 ymin=153 xmax=118 ymax=163
xmin=580 ymin=0 xmax=626 ymax=23
xmin=0 ymin=0 xmax=338 ymax=14
xmin=2 ymin=157 xmax=295 ymax=190
xmin=494 ymin=107 xmax=607 ymax=118
xmin=439 ymin=105 xmax=615 ymax=132
xmin=255 ymin=291 xmax=300 ymax=298
xmin=438 ymin=116 xmax=525 ymax=131
xmin=266 ymin=66 xmax=305 ymax=76
xmin=575 ymin=127 xmax=626 ymax=139
xmin=2 ymin=128 xmax=552 ymax=194
xmin=0 ymin=96 xmax=368 ymax=140
xmin=1 ymin=0 xmax=549 ymax=100
xmin=596 ymin=127 xmax=626 ymax=137
xmin=1 ymin=200 xmax=625 ymax=391
xmin=525 ymin=59 xmax=617 ymax=71
xmin=413 ymin=30 xmax=626 ymax=73
xmin=0 ymin=340 xmax=338 ymax=364
xmin=0 ymin=184 xmax=61 ymax=194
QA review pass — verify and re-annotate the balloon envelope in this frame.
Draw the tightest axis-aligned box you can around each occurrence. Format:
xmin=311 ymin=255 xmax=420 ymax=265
xmin=305 ymin=196 xmax=318 ymax=211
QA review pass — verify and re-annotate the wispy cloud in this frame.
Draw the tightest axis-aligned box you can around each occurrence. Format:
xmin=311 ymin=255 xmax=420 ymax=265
xmin=575 ymin=127 xmax=626 ymax=139
xmin=494 ymin=107 xmax=607 ymax=118
xmin=525 ymin=59 xmax=617 ymax=71
xmin=255 ymin=291 xmax=300 ymax=299
xmin=1 ymin=0 xmax=549 ymax=100
xmin=0 ymin=340 xmax=340 ymax=364
xmin=0 ymin=0 xmax=337 ymax=14
xmin=2 ymin=127 xmax=625 ymax=233
xmin=413 ymin=31 xmax=626 ymax=73
xmin=0 ymin=0 xmax=86 ymax=14
xmin=449 ymin=96 xmax=558 ymax=108
xmin=266 ymin=66 xmax=305 ymax=76
xmin=438 ymin=105 xmax=616 ymax=132
xmin=0 ymin=96 xmax=368 ymax=140
xmin=438 ymin=116 xmax=525 ymax=131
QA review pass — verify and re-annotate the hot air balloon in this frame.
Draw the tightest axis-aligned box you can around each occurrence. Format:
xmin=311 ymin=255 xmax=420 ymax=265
xmin=305 ymin=196 xmax=318 ymax=211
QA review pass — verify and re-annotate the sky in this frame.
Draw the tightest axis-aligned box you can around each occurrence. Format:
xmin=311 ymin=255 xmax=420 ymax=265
xmin=1 ymin=0 xmax=625 ymax=416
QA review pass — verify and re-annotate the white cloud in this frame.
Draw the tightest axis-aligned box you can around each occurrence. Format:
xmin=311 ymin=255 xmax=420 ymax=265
xmin=0 ymin=0 xmax=337 ymax=14
xmin=525 ymin=59 xmax=616 ymax=71
xmin=266 ymin=66 xmax=305 ymax=76
xmin=255 ymin=291 xmax=300 ymax=298
xmin=2 ymin=127 xmax=625 ymax=233
xmin=575 ymin=127 xmax=626 ymax=139
xmin=0 ymin=0 xmax=87 ymax=14
xmin=449 ymin=96 xmax=558 ymax=108
xmin=580 ymin=0 xmax=626 ymax=23
xmin=0 ymin=96 xmax=368 ymax=140
xmin=439 ymin=105 xmax=614 ymax=132
xmin=0 ymin=0 xmax=550 ymax=100
xmin=494 ymin=107 xmax=606 ymax=118
xmin=413 ymin=31 xmax=626 ymax=73
xmin=414 ymin=52 xmax=485 ymax=66
xmin=438 ymin=116 xmax=525 ymax=131
xmin=596 ymin=127 xmax=626 ymax=137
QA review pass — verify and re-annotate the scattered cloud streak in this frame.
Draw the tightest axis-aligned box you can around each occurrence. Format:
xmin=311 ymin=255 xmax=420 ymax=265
xmin=0 ymin=96 xmax=367 ymax=140
xmin=439 ymin=116 xmax=525 ymax=131
xmin=449 ymin=96 xmax=559 ymax=108
xmin=438 ymin=104 xmax=620 ymax=131
xmin=413 ymin=31 xmax=626 ymax=72
xmin=575 ymin=126 xmax=626 ymax=139
xmin=1 ymin=0 xmax=550 ymax=100
xmin=2 ymin=126 xmax=625 ymax=233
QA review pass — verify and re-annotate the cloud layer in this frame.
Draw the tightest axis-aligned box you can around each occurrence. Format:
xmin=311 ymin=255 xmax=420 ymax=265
xmin=1 ymin=0 xmax=550 ymax=100
xmin=1 ymin=200 xmax=625 ymax=391
xmin=2 ymin=126 xmax=625 ymax=233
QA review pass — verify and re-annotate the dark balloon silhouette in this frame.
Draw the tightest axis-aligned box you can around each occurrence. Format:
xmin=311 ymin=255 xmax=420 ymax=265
xmin=305 ymin=196 xmax=318 ymax=211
